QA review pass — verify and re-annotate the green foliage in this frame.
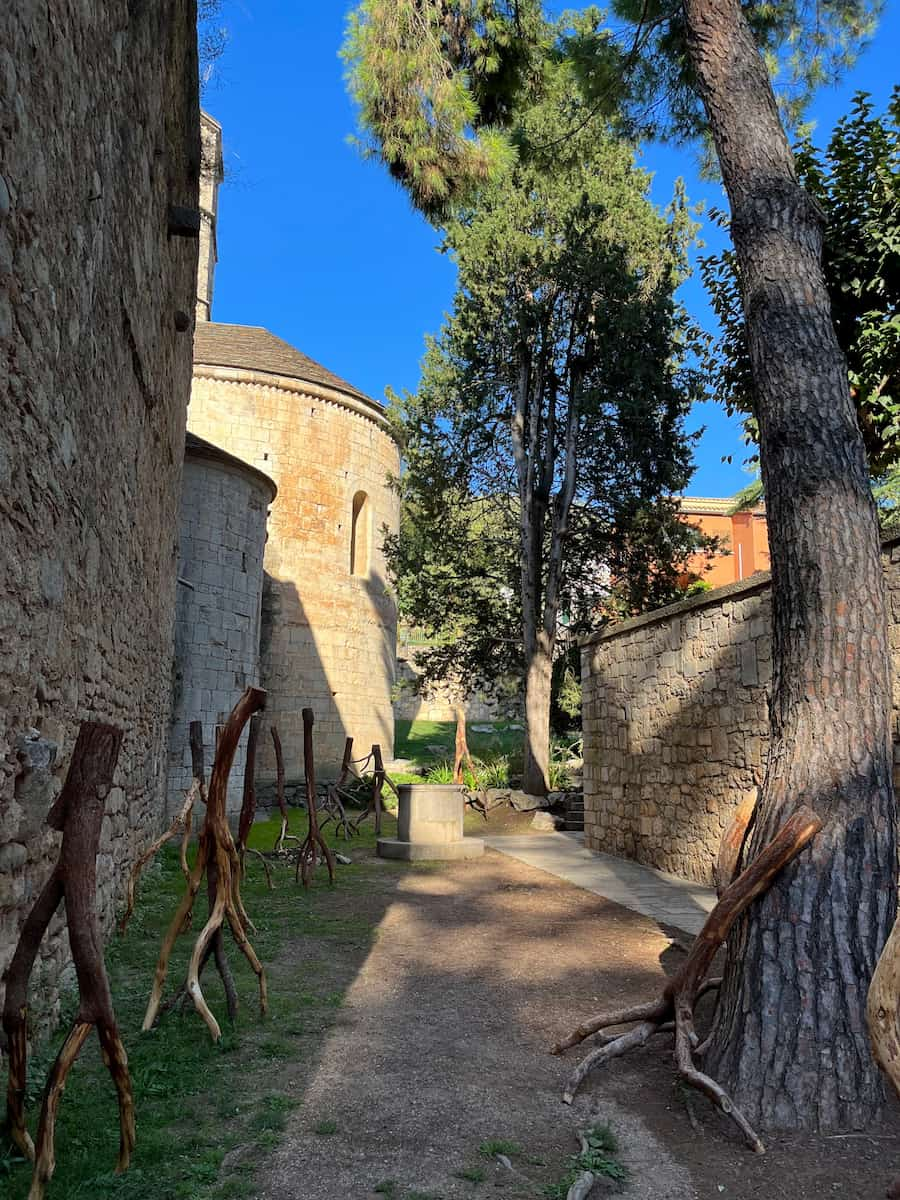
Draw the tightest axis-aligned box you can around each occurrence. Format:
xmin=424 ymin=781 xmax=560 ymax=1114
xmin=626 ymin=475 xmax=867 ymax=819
xmin=478 ymin=1139 xmax=522 ymax=1158
xmin=344 ymin=0 xmax=883 ymax=213
xmin=313 ymin=1119 xmax=338 ymax=1136
xmin=425 ymin=760 xmax=457 ymax=784
xmin=543 ymin=1124 xmax=627 ymax=1198
xmin=454 ymin=1165 xmax=487 ymax=1182
xmin=342 ymin=0 xmax=544 ymax=217
xmin=701 ymin=89 xmax=900 ymax=473
xmin=385 ymin=89 xmax=709 ymax=696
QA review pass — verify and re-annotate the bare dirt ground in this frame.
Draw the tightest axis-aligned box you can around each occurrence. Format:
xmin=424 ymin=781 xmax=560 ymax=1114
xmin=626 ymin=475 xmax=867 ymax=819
xmin=253 ymin=847 xmax=900 ymax=1200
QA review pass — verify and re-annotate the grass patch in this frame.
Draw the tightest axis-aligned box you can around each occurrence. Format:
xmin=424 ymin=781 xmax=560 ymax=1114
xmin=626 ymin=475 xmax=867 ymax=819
xmin=394 ymin=720 xmax=523 ymax=768
xmin=0 ymin=813 xmax=397 ymax=1200
xmin=478 ymin=1138 xmax=522 ymax=1159
xmin=454 ymin=1165 xmax=486 ymax=1182
xmin=313 ymin=1119 xmax=338 ymax=1136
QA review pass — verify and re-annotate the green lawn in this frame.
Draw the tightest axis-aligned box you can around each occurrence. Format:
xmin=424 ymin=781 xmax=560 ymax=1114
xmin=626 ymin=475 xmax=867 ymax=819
xmin=393 ymin=719 xmax=524 ymax=768
xmin=1 ymin=809 xmax=400 ymax=1200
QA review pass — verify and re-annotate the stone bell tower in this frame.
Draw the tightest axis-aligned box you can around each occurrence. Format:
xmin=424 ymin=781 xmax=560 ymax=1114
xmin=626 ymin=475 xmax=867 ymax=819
xmin=196 ymin=112 xmax=224 ymax=322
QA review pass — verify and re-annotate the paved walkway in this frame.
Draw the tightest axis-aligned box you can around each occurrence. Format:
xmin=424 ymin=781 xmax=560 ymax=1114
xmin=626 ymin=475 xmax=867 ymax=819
xmin=484 ymin=832 xmax=716 ymax=936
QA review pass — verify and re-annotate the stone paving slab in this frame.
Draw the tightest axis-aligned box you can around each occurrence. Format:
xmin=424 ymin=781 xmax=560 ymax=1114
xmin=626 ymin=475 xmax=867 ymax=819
xmin=484 ymin=832 xmax=716 ymax=936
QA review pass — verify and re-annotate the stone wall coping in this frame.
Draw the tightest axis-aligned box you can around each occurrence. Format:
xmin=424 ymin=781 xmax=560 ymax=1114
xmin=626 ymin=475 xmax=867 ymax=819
xmin=185 ymin=431 xmax=277 ymax=501
xmin=582 ymin=531 xmax=900 ymax=648
xmin=192 ymin=362 xmax=400 ymax=444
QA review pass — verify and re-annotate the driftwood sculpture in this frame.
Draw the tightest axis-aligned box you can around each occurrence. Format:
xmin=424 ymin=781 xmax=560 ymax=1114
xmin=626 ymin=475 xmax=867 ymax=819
xmin=552 ymin=806 xmax=822 ymax=1154
xmin=235 ymin=714 xmax=272 ymax=888
xmin=713 ymin=792 xmax=757 ymax=896
xmin=154 ymin=722 xmax=240 ymax=1024
xmin=142 ymin=687 xmax=268 ymax=1041
xmin=452 ymin=703 xmax=479 ymax=786
xmin=319 ymin=736 xmax=356 ymax=839
xmin=119 ymin=779 xmax=197 ymax=936
xmin=3 ymin=722 xmax=133 ymax=1200
xmin=295 ymin=707 xmax=335 ymax=887
xmin=269 ymin=724 xmax=301 ymax=853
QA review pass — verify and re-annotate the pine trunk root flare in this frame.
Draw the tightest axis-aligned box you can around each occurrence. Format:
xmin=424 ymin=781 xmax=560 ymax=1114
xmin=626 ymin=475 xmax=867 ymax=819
xmin=142 ymin=687 xmax=268 ymax=1041
xmin=2 ymin=722 xmax=133 ymax=1200
xmin=295 ymin=708 xmax=335 ymax=888
xmin=551 ymin=806 xmax=822 ymax=1154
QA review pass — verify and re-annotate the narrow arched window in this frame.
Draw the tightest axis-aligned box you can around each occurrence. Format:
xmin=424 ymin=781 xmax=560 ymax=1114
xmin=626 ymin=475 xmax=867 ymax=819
xmin=350 ymin=491 xmax=370 ymax=576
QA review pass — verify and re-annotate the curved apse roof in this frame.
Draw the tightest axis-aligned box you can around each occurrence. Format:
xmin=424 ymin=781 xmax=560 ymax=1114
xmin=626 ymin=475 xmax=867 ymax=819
xmin=193 ymin=322 xmax=379 ymax=410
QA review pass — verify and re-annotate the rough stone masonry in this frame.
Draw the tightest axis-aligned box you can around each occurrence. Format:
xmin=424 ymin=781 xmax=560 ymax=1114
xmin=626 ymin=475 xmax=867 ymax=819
xmin=582 ymin=537 xmax=900 ymax=885
xmin=0 ymin=2 xmax=200 ymax=1029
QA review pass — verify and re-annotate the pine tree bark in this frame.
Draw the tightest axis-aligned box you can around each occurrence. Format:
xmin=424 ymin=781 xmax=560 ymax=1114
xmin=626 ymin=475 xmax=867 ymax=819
xmin=682 ymin=0 xmax=897 ymax=1129
xmin=522 ymin=639 xmax=552 ymax=796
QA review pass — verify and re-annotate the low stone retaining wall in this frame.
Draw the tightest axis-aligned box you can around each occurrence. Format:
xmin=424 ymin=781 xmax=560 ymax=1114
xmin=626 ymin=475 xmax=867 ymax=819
xmin=581 ymin=538 xmax=900 ymax=885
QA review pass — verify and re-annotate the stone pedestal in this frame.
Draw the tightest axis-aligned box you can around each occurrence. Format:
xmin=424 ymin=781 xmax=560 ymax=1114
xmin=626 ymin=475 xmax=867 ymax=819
xmin=377 ymin=784 xmax=484 ymax=861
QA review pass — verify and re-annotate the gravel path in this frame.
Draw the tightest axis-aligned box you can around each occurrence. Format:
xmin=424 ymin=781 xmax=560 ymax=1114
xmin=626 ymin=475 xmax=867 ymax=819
xmin=256 ymin=849 xmax=696 ymax=1199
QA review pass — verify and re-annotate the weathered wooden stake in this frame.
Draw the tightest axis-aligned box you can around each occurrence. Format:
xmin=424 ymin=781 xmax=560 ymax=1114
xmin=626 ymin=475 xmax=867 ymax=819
xmin=295 ymin=708 xmax=335 ymax=887
xmin=3 ymin=722 xmax=133 ymax=1200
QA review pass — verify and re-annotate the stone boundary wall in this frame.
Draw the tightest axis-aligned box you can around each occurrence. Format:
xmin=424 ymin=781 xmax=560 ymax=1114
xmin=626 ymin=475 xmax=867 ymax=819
xmin=582 ymin=539 xmax=900 ymax=885
xmin=0 ymin=2 xmax=199 ymax=1030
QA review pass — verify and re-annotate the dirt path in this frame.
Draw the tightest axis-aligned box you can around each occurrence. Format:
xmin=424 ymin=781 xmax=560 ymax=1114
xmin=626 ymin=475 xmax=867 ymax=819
xmin=254 ymin=848 xmax=900 ymax=1200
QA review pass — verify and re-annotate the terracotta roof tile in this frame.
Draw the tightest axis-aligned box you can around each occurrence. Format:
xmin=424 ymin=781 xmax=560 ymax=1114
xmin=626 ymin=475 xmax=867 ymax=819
xmin=193 ymin=322 xmax=378 ymax=409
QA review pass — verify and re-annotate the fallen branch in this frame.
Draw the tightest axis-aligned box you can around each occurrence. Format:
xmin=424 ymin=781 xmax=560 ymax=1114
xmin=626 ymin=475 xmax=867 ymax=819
xmin=142 ymin=688 xmax=268 ymax=1040
xmin=3 ymin=723 xmax=133 ymax=1200
xmin=714 ymin=791 xmax=757 ymax=896
xmin=295 ymin=708 xmax=335 ymax=888
xmin=119 ymin=781 xmax=198 ymax=935
xmin=552 ymin=806 xmax=822 ymax=1154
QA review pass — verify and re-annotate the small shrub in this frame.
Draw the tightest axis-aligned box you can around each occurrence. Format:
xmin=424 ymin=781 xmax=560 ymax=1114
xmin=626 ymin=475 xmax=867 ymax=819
xmin=478 ymin=755 xmax=510 ymax=788
xmin=454 ymin=1165 xmax=486 ymax=1183
xmin=425 ymin=761 xmax=455 ymax=784
xmin=313 ymin=1118 xmax=338 ymax=1136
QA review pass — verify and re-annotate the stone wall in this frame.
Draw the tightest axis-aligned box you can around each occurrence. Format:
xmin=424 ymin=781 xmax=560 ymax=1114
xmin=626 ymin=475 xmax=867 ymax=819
xmin=582 ymin=539 xmax=900 ymax=885
xmin=188 ymin=365 xmax=401 ymax=779
xmin=168 ymin=435 xmax=275 ymax=817
xmin=393 ymin=651 xmax=521 ymax=725
xmin=0 ymin=2 xmax=199 ymax=1028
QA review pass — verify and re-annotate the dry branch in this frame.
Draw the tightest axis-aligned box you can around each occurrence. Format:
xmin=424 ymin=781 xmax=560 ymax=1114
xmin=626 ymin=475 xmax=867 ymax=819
xmin=552 ymin=806 xmax=822 ymax=1154
xmin=714 ymin=792 xmax=757 ymax=896
xmin=237 ymin=713 xmax=262 ymax=859
xmin=453 ymin=702 xmax=479 ymax=786
xmin=350 ymin=743 xmax=387 ymax=833
xmin=294 ymin=708 xmax=335 ymax=887
xmin=271 ymin=724 xmax=291 ymax=852
xmin=142 ymin=688 xmax=268 ymax=1041
xmin=3 ymin=722 xmax=133 ymax=1200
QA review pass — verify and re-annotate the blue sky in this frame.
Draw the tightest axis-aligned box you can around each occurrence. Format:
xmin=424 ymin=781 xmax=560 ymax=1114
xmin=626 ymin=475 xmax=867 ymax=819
xmin=207 ymin=1 xmax=898 ymax=496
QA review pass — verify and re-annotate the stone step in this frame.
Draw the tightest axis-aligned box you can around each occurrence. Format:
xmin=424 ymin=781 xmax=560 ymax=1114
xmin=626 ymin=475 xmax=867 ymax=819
xmin=561 ymin=817 xmax=585 ymax=831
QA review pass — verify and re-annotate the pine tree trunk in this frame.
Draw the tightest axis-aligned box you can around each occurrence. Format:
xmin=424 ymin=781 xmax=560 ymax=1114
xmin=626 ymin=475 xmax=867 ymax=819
xmin=682 ymin=0 xmax=897 ymax=1129
xmin=522 ymin=640 xmax=552 ymax=796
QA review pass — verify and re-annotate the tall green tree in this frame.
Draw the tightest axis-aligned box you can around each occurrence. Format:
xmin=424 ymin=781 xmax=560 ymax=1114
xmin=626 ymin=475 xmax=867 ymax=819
xmin=387 ymin=90 xmax=706 ymax=795
xmin=701 ymin=88 xmax=900 ymax=473
xmin=345 ymin=0 xmax=896 ymax=1133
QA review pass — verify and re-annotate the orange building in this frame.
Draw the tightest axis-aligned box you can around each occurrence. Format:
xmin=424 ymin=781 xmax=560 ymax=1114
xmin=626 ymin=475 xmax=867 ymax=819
xmin=679 ymin=496 xmax=770 ymax=588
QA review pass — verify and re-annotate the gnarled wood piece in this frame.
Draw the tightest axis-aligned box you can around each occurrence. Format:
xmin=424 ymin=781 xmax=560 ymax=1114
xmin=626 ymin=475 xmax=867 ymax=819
xmin=271 ymin=724 xmax=292 ymax=852
xmin=143 ymin=688 xmax=267 ymax=1040
xmin=452 ymin=702 xmax=479 ymax=787
xmin=3 ymin=723 xmax=132 ymax=1200
xmin=119 ymin=781 xmax=197 ymax=935
xmin=237 ymin=713 xmax=262 ymax=859
xmin=552 ymin=806 xmax=822 ymax=1153
xmin=295 ymin=708 xmax=335 ymax=887
xmin=714 ymin=791 xmax=757 ymax=896
xmin=319 ymin=736 xmax=356 ymax=839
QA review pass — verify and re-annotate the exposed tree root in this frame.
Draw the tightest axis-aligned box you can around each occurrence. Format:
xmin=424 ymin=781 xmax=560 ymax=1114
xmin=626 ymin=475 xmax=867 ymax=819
xmin=119 ymin=781 xmax=198 ymax=935
xmin=295 ymin=708 xmax=335 ymax=887
xmin=552 ymin=807 xmax=822 ymax=1154
xmin=142 ymin=687 xmax=268 ymax=1041
xmin=3 ymin=722 xmax=133 ymax=1200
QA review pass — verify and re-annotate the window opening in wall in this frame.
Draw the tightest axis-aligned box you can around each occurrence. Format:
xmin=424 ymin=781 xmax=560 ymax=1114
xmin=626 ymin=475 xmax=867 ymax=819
xmin=350 ymin=491 xmax=370 ymax=576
